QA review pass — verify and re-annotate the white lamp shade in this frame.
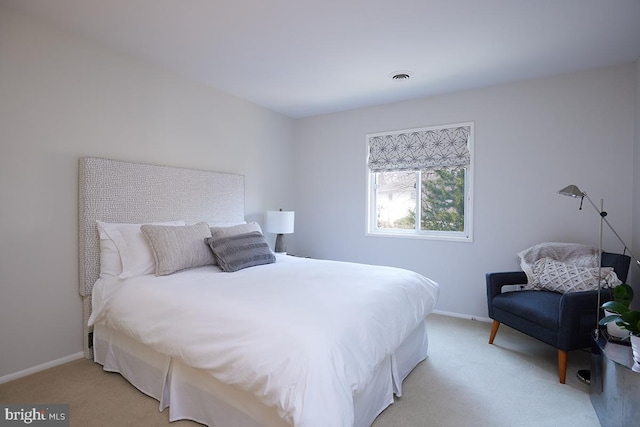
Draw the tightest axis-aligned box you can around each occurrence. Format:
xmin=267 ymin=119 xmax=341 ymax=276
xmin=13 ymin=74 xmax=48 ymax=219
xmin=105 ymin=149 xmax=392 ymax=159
xmin=266 ymin=210 xmax=295 ymax=234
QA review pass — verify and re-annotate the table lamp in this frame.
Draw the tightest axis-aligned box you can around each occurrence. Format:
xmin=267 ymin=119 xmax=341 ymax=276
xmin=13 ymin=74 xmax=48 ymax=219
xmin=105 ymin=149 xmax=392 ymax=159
xmin=266 ymin=209 xmax=295 ymax=254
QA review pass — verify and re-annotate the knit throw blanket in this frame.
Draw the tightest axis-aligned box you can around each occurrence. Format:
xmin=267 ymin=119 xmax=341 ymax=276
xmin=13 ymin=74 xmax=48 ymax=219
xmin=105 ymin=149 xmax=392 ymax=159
xmin=517 ymin=242 xmax=621 ymax=293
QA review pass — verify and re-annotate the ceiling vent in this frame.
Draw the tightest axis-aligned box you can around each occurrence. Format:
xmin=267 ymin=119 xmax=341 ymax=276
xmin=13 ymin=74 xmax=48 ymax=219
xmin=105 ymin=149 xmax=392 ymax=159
xmin=389 ymin=71 xmax=413 ymax=81
xmin=392 ymin=73 xmax=410 ymax=80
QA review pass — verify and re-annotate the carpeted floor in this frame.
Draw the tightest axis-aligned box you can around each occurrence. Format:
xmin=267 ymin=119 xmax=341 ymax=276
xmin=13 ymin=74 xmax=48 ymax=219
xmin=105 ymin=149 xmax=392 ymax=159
xmin=0 ymin=314 xmax=599 ymax=426
xmin=373 ymin=315 xmax=598 ymax=427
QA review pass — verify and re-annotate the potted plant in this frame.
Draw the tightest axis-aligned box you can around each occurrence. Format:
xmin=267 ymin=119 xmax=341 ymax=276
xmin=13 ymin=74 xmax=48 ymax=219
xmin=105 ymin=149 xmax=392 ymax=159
xmin=612 ymin=311 xmax=640 ymax=366
xmin=600 ymin=284 xmax=634 ymax=339
xmin=600 ymin=284 xmax=640 ymax=365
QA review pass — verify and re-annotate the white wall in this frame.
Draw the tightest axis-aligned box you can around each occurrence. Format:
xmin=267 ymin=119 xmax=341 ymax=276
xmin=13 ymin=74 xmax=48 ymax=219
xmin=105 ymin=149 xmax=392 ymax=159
xmin=0 ymin=8 xmax=295 ymax=378
xmin=294 ymin=64 xmax=636 ymax=319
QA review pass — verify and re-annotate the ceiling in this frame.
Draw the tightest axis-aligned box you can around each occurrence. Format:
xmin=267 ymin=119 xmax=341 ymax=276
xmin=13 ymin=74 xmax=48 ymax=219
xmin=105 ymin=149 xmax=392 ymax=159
xmin=3 ymin=0 xmax=640 ymax=118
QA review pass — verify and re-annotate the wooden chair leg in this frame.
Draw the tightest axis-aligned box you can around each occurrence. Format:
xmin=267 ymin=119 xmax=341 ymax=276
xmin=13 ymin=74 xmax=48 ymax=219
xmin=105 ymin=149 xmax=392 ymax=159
xmin=558 ymin=349 xmax=567 ymax=384
xmin=489 ymin=320 xmax=500 ymax=344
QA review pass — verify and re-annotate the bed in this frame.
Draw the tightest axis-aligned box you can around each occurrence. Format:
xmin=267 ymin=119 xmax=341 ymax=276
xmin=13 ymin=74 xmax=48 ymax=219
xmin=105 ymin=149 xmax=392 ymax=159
xmin=79 ymin=156 xmax=440 ymax=427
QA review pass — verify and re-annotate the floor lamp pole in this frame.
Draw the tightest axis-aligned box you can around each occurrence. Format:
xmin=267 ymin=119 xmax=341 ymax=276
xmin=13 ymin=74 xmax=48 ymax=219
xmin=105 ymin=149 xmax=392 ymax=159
xmin=582 ymin=193 xmax=640 ymax=267
xmin=596 ymin=199 xmax=603 ymax=338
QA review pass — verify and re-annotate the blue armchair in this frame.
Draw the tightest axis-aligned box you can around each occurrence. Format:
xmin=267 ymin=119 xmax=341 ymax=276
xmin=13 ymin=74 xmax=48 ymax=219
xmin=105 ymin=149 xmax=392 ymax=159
xmin=486 ymin=252 xmax=630 ymax=383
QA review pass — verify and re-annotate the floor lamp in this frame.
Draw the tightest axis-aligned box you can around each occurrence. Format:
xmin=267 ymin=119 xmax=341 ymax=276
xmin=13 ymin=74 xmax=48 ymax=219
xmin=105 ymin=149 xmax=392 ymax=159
xmin=558 ymin=185 xmax=640 ymax=272
xmin=558 ymin=184 xmax=640 ymax=383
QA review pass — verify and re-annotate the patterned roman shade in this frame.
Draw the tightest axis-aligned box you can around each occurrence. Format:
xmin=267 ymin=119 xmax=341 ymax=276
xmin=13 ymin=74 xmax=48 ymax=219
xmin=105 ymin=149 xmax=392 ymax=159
xmin=368 ymin=125 xmax=471 ymax=172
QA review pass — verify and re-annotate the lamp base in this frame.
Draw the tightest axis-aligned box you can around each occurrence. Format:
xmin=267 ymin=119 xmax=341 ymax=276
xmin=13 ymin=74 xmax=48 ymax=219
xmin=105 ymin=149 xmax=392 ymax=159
xmin=577 ymin=369 xmax=590 ymax=385
xmin=274 ymin=234 xmax=287 ymax=254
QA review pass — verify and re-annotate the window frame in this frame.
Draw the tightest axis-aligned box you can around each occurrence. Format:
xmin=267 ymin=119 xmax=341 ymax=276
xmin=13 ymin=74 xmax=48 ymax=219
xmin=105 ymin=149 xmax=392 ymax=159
xmin=365 ymin=122 xmax=474 ymax=242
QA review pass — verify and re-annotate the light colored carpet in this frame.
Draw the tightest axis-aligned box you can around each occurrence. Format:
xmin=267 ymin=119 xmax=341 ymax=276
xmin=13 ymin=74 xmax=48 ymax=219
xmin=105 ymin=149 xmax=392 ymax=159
xmin=373 ymin=315 xmax=599 ymax=427
xmin=0 ymin=314 xmax=599 ymax=426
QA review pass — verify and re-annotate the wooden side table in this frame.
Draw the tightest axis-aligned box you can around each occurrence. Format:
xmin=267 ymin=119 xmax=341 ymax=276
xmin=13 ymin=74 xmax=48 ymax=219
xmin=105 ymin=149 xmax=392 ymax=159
xmin=590 ymin=331 xmax=640 ymax=427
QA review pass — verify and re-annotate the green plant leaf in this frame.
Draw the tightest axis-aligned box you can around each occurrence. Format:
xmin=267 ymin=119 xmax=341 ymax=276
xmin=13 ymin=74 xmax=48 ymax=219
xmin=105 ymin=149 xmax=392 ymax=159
xmin=613 ymin=283 xmax=634 ymax=307
xmin=599 ymin=314 xmax=621 ymax=326
xmin=601 ymin=301 xmax=630 ymax=314
xmin=619 ymin=311 xmax=640 ymax=333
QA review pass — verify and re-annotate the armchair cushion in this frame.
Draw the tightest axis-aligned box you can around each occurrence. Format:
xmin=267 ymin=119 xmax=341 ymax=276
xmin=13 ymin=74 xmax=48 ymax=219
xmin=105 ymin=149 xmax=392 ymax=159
xmin=493 ymin=290 xmax=560 ymax=331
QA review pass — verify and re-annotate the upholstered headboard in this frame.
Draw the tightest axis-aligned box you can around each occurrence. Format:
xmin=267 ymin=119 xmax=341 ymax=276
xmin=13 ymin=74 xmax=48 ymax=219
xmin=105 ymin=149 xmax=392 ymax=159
xmin=79 ymin=157 xmax=245 ymax=358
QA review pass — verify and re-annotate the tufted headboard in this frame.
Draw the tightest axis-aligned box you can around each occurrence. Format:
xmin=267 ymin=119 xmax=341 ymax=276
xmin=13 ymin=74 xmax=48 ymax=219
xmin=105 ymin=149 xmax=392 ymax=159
xmin=78 ymin=157 xmax=245 ymax=358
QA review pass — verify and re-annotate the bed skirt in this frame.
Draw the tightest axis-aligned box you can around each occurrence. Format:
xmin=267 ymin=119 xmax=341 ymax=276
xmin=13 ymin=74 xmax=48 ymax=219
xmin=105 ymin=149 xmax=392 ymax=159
xmin=93 ymin=321 xmax=429 ymax=427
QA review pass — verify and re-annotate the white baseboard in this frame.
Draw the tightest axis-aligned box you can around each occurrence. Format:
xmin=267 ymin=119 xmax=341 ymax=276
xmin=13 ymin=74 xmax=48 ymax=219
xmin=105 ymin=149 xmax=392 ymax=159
xmin=432 ymin=309 xmax=492 ymax=323
xmin=0 ymin=352 xmax=84 ymax=385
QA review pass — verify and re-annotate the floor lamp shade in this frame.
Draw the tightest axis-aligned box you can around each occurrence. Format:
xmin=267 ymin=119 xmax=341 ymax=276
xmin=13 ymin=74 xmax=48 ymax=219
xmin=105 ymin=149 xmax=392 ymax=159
xmin=558 ymin=184 xmax=640 ymax=267
xmin=266 ymin=210 xmax=295 ymax=253
xmin=558 ymin=185 xmax=584 ymax=198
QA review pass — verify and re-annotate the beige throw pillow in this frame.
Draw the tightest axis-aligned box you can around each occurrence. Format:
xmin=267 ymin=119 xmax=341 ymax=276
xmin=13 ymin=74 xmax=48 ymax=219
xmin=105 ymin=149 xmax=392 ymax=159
xmin=141 ymin=222 xmax=215 ymax=276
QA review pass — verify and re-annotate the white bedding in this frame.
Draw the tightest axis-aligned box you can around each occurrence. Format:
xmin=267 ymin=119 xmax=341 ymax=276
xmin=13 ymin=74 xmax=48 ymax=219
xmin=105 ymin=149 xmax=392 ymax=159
xmin=89 ymin=255 xmax=439 ymax=427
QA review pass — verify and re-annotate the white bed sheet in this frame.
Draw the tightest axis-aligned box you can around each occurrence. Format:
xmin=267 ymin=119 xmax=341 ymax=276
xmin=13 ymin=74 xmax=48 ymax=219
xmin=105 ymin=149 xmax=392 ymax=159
xmin=89 ymin=255 xmax=439 ymax=427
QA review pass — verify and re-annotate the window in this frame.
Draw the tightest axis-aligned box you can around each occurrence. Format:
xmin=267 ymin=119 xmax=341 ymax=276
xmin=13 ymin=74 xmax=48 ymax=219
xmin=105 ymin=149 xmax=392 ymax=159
xmin=366 ymin=122 xmax=473 ymax=241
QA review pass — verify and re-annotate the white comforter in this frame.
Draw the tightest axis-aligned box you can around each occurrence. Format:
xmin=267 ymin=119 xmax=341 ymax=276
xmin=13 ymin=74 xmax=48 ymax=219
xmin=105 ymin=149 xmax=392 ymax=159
xmin=89 ymin=255 xmax=439 ymax=427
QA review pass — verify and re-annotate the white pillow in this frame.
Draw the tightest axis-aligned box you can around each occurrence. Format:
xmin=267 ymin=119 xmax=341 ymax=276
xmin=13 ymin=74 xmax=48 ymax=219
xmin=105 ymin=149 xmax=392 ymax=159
xmin=97 ymin=234 xmax=122 ymax=277
xmin=96 ymin=220 xmax=185 ymax=278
